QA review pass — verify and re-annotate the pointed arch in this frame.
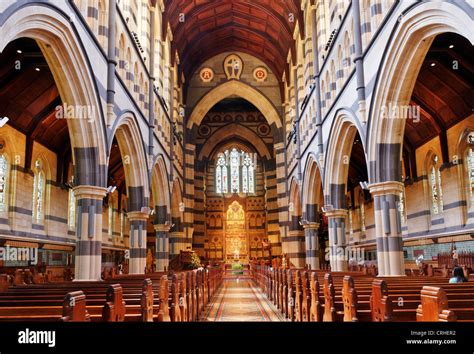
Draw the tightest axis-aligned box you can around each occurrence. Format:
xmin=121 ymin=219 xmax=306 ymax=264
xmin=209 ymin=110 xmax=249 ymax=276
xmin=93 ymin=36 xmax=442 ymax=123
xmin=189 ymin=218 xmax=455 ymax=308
xmin=0 ymin=4 xmax=108 ymax=185
xmin=368 ymin=2 xmax=474 ymax=184
xmin=324 ymin=108 xmax=366 ymax=208
xmin=151 ymin=155 xmax=171 ymax=224
xmin=187 ymin=80 xmax=282 ymax=130
xmin=110 ymin=112 xmax=149 ymax=210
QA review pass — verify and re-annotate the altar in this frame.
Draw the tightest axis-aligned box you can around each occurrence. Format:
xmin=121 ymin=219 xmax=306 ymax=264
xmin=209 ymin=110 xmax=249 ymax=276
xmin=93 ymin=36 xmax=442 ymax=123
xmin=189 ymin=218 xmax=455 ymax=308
xmin=225 ymin=201 xmax=249 ymax=263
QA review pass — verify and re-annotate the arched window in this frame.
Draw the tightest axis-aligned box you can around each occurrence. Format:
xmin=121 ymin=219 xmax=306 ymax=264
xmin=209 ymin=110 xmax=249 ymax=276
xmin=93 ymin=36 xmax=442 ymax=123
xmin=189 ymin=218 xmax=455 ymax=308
xmin=430 ymin=154 xmax=443 ymax=215
xmin=398 ymin=189 xmax=406 ymax=225
xmin=348 ymin=208 xmax=354 ymax=238
xmin=32 ymin=159 xmax=45 ymax=223
xmin=0 ymin=154 xmax=8 ymax=212
xmin=68 ymin=189 xmax=76 ymax=230
xmin=120 ymin=210 xmax=125 ymax=239
xmin=230 ymin=148 xmax=240 ymax=193
xmin=215 ymin=148 xmax=255 ymax=194
xmin=108 ymin=203 xmax=114 ymax=237
xmin=359 ymin=193 xmax=366 ymax=232
xmin=466 ymin=147 xmax=474 ymax=206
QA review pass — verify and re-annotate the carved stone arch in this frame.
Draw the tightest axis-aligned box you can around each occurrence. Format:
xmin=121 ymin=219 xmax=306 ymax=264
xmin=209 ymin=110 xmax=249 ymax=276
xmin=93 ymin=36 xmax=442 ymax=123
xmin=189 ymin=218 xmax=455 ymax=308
xmin=367 ymin=1 xmax=474 ymax=184
xmin=110 ymin=112 xmax=150 ymax=211
xmin=0 ymin=3 xmax=108 ymax=185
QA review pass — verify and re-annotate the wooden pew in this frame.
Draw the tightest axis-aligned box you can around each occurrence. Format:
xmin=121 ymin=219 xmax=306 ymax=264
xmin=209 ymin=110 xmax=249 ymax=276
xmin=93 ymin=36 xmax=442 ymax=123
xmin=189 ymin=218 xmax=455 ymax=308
xmin=342 ymin=276 xmax=358 ymax=322
xmin=309 ymin=272 xmax=323 ymax=322
xmin=141 ymin=279 xmax=154 ymax=322
xmin=323 ymin=273 xmax=337 ymax=322
xmin=416 ymin=286 xmax=457 ymax=322
xmin=61 ymin=291 xmax=90 ymax=322
xmin=370 ymin=279 xmax=393 ymax=322
xmin=102 ymin=284 xmax=126 ymax=322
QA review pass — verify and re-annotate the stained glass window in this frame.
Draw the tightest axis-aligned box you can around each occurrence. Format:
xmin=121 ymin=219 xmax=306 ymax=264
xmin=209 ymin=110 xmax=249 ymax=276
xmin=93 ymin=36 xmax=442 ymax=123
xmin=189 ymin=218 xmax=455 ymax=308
xmin=222 ymin=164 xmax=228 ymax=193
xmin=359 ymin=195 xmax=366 ymax=232
xmin=68 ymin=189 xmax=75 ymax=230
xmin=349 ymin=208 xmax=353 ymax=237
xmin=32 ymin=159 xmax=45 ymax=223
xmin=120 ymin=210 xmax=125 ymax=239
xmin=468 ymin=148 xmax=474 ymax=205
xmin=398 ymin=190 xmax=406 ymax=225
xmin=216 ymin=153 xmax=226 ymax=193
xmin=108 ymin=203 xmax=113 ymax=237
xmin=430 ymin=155 xmax=443 ymax=215
xmin=215 ymin=148 xmax=255 ymax=194
xmin=248 ymin=164 xmax=254 ymax=193
xmin=242 ymin=165 xmax=248 ymax=193
xmin=230 ymin=148 xmax=240 ymax=193
xmin=0 ymin=155 xmax=8 ymax=212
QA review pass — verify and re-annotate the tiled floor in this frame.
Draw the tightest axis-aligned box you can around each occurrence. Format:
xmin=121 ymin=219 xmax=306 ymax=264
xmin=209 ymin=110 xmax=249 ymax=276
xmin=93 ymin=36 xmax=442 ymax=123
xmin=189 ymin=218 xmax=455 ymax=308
xmin=200 ymin=276 xmax=287 ymax=322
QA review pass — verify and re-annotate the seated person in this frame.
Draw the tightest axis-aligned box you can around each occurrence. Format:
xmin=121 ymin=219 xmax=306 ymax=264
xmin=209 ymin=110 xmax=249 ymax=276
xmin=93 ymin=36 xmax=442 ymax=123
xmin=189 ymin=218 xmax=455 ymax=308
xmin=449 ymin=266 xmax=467 ymax=283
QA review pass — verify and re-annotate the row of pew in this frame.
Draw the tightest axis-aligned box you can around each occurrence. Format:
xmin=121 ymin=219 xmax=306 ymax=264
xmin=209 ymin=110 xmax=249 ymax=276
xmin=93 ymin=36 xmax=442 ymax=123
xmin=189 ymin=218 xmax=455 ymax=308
xmin=0 ymin=267 xmax=223 ymax=321
xmin=250 ymin=264 xmax=474 ymax=322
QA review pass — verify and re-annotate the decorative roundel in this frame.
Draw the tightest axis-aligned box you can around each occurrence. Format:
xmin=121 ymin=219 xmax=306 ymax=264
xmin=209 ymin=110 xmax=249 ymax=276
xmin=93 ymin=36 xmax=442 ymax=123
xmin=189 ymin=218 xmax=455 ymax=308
xmin=198 ymin=124 xmax=211 ymax=137
xmin=224 ymin=114 xmax=233 ymax=122
xmin=253 ymin=66 xmax=268 ymax=82
xmin=468 ymin=132 xmax=474 ymax=145
xmin=257 ymin=123 xmax=270 ymax=136
xmin=199 ymin=67 xmax=214 ymax=82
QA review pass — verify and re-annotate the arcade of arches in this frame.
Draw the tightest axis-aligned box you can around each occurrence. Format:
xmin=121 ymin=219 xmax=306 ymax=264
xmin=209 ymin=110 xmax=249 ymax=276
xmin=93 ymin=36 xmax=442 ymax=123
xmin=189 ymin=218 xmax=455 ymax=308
xmin=0 ymin=0 xmax=473 ymax=287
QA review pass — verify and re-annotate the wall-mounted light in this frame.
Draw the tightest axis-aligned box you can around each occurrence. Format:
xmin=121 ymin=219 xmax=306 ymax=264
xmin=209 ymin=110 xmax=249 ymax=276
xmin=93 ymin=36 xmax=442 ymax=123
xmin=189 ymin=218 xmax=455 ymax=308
xmin=321 ymin=204 xmax=333 ymax=213
xmin=106 ymin=185 xmax=117 ymax=194
xmin=0 ymin=117 xmax=9 ymax=128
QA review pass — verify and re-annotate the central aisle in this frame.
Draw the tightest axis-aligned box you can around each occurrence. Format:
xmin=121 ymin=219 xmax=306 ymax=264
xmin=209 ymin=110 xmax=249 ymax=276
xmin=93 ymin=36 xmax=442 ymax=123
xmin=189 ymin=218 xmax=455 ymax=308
xmin=200 ymin=276 xmax=287 ymax=322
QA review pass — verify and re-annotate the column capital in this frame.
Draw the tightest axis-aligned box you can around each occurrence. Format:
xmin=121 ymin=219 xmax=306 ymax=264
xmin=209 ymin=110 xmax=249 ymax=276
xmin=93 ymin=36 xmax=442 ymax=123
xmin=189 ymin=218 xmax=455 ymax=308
xmin=303 ymin=222 xmax=320 ymax=230
xmin=73 ymin=185 xmax=107 ymax=200
xmin=154 ymin=224 xmax=171 ymax=232
xmin=324 ymin=209 xmax=347 ymax=219
xmin=368 ymin=181 xmax=404 ymax=196
xmin=127 ymin=211 xmax=149 ymax=221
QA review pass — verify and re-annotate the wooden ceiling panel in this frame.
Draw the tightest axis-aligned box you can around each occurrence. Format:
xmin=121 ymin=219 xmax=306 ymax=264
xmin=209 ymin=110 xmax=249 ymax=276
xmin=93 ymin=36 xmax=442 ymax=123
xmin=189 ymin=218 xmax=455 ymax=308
xmin=404 ymin=33 xmax=474 ymax=150
xmin=165 ymin=0 xmax=301 ymax=86
xmin=0 ymin=38 xmax=69 ymax=156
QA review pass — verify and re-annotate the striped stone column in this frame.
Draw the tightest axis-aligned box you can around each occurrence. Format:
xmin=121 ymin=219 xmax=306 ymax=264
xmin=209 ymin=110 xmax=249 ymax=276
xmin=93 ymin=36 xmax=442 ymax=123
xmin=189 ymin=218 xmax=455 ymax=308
xmin=275 ymin=142 xmax=288 ymax=257
xmin=184 ymin=143 xmax=195 ymax=252
xmin=369 ymin=181 xmax=405 ymax=276
xmin=325 ymin=209 xmax=348 ymax=271
xmin=73 ymin=185 xmax=107 ymax=281
xmin=170 ymin=231 xmax=187 ymax=257
xmin=303 ymin=223 xmax=320 ymax=270
xmin=154 ymin=224 xmax=171 ymax=271
xmin=264 ymin=158 xmax=281 ymax=257
xmin=127 ymin=211 xmax=149 ymax=274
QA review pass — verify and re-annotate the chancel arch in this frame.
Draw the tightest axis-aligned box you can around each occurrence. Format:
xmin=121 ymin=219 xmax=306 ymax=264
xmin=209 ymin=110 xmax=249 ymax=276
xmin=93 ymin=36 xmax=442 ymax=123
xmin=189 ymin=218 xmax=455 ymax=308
xmin=187 ymin=80 xmax=283 ymax=131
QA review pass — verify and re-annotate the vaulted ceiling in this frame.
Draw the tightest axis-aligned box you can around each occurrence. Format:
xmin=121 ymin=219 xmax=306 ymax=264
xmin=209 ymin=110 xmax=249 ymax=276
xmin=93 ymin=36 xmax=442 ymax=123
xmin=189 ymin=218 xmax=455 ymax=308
xmin=164 ymin=0 xmax=303 ymax=83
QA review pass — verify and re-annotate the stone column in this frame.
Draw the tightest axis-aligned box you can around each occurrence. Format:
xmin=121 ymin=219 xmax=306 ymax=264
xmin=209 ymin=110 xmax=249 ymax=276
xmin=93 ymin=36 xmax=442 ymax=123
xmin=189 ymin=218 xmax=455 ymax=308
xmin=73 ymin=185 xmax=107 ymax=281
xmin=154 ymin=224 xmax=171 ymax=271
xmin=303 ymin=222 xmax=320 ymax=270
xmin=369 ymin=181 xmax=405 ymax=276
xmin=127 ymin=211 xmax=149 ymax=274
xmin=325 ymin=209 xmax=348 ymax=271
